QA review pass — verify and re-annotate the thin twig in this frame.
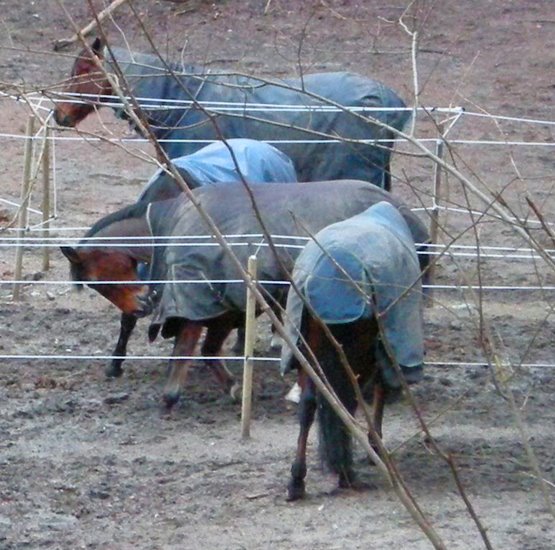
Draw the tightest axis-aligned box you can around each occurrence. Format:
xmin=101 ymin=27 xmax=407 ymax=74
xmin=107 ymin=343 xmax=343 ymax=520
xmin=53 ymin=0 xmax=129 ymax=51
xmin=526 ymin=196 xmax=555 ymax=247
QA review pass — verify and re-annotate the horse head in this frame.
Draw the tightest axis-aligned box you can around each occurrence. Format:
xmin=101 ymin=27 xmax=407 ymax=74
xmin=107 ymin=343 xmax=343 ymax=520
xmin=60 ymin=245 xmax=151 ymax=317
xmin=54 ymin=37 xmax=113 ymax=127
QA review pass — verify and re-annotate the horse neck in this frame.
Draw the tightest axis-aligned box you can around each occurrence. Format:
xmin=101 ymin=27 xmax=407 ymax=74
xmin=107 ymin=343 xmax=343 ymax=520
xmin=85 ymin=213 xmax=153 ymax=262
xmin=104 ymin=47 xmax=203 ymax=129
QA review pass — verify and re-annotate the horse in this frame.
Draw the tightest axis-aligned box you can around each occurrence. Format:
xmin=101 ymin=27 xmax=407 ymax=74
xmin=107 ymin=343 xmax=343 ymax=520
xmin=61 ymin=180 xmax=429 ymax=410
xmin=280 ymin=201 xmax=425 ymax=500
xmin=52 ymin=37 xmax=410 ymax=190
xmin=70 ymin=138 xmax=298 ymax=378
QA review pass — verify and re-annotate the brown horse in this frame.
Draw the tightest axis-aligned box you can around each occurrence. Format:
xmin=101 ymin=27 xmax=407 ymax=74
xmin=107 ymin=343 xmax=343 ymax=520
xmin=60 ymin=200 xmax=240 ymax=402
xmin=53 ymin=37 xmax=410 ymax=189
xmin=69 ymin=139 xmax=297 ymax=378
xmin=281 ymin=202 xmax=425 ymax=500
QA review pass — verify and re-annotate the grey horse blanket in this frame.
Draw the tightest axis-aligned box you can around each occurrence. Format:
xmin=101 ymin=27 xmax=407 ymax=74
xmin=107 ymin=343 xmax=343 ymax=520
xmin=145 ymin=181 xmax=428 ymax=340
xmin=280 ymin=201 xmax=424 ymax=384
xmin=137 ymin=138 xmax=298 ymax=203
xmin=106 ymin=47 xmax=409 ymax=187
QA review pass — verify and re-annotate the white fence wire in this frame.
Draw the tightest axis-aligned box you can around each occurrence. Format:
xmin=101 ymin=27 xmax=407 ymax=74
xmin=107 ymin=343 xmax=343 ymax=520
xmin=0 ymin=94 xmax=553 ymax=368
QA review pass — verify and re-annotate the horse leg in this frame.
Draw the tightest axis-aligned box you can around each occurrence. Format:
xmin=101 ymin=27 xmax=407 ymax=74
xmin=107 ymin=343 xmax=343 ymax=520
xmin=287 ymin=371 xmax=316 ymax=501
xmin=162 ymin=322 xmax=203 ymax=409
xmin=201 ymin=321 xmax=240 ymax=401
xmin=106 ymin=313 xmax=137 ymax=378
xmin=383 ymin=142 xmax=394 ymax=192
xmin=231 ymin=327 xmax=245 ymax=355
xmin=383 ymin=160 xmax=392 ymax=193
xmin=367 ymin=378 xmax=386 ymax=461
xmin=270 ymin=308 xmax=283 ymax=349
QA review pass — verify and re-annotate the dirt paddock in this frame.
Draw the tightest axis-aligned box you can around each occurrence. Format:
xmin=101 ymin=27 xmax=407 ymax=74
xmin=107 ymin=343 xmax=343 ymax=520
xmin=1 ymin=1 xmax=554 ymax=548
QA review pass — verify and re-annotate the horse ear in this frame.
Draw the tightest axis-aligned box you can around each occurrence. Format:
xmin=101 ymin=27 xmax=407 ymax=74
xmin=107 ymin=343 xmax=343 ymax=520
xmin=91 ymin=36 xmax=106 ymax=58
xmin=60 ymin=246 xmax=81 ymax=265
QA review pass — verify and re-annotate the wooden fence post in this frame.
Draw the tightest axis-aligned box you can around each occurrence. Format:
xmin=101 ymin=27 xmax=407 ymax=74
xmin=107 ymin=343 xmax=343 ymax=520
xmin=426 ymin=123 xmax=445 ymax=305
xmin=12 ymin=115 xmax=36 ymax=301
xmin=241 ymin=255 xmax=258 ymax=439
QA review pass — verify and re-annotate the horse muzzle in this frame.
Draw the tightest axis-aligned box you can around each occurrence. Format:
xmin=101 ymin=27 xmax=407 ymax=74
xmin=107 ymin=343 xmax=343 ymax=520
xmin=132 ymin=288 xmax=159 ymax=318
xmin=52 ymin=109 xmax=76 ymax=128
xmin=132 ymin=297 xmax=152 ymax=318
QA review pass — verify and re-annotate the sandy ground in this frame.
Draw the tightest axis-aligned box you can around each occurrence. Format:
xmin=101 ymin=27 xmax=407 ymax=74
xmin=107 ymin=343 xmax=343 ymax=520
xmin=1 ymin=1 xmax=554 ymax=548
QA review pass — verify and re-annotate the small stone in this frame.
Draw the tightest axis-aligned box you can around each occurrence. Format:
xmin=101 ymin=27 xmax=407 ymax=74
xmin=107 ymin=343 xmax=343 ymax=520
xmin=103 ymin=392 xmax=130 ymax=405
xmin=0 ymin=515 xmax=12 ymax=531
xmin=88 ymin=489 xmax=110 ymax=500
xmin=39 ymin=513 xmax=78 ymax=531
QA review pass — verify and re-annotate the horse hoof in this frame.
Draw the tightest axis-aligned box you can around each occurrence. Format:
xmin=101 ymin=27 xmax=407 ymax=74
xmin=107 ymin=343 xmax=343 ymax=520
xmin=229 ymin=382 xmax=241 ymax=402
xmin=337 ymin=474 xmax=373 ymax=492
xmin=338 ymin=471 xmax=356 ymax=489
xmin=286 ymin=482 xmax=306 ymax=502
xmin=270 ymin=334 xmax=283 ymax=349
xmin=284 ymin=382 xmax=302 ymax=404
xmin=105 ymin=362 xmax=123 ymax=378
xmin=162 ymin=391 xmax=180 ymax=410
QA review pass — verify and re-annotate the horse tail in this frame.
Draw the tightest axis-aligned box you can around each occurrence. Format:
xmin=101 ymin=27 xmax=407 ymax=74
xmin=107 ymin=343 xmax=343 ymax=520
xmin=317 ymin=389 xmax=354 ymax=479
xmin=315 ymin=327 xmax=358 ymax=481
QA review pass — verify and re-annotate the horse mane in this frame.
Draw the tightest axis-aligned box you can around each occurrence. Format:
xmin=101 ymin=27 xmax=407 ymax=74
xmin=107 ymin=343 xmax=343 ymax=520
xmin=108 ymin=46 xmax=199 ymax=77
xmin=82 ymin=201 xmax=150 ymax=241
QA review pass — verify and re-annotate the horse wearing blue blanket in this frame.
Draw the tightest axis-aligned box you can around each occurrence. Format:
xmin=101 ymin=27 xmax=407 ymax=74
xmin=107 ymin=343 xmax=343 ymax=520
xmin=53 ymin=37 xmax=409 ymax=190
xmin=138 ymin=138 xmax=297 ymax=202
xmin=61 ymin=182 xmax=429 ymax=409
xmin=280 ymin=201 xmax=425 ymax=500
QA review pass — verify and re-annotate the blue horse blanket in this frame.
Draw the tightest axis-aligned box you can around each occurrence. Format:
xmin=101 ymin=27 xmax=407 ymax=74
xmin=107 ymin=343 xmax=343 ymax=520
xmin=280 ymin=201 xmax=424 ymax=385
xmin=106 ymin=47 xmax=409 ymax=187
xmin=144 ymin=182 xmax=429 ymax=340
xmin=137 ymin=138 xmax=298 ymax=203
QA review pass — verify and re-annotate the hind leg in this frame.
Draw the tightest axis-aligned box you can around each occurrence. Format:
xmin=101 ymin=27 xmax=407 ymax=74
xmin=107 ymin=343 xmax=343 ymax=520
xmin=269 ymin=307 xmax=284 ymax=349
xmin=335 ymin=393 xmax=359 ymax=489
xmin=367 ymin=376 xmax=386 ymax=460
xmin=230 ymin=327 xmax=246 ymax=355
xmin=162 ymin=321 xmax=203 ymax=409
xmin=106 ymin=313 xmax=137 ymax=378
xmin=288 ymin=371 xmax=316 ymax=501
xmin=202 ymin=318 xmax=240 ymax=401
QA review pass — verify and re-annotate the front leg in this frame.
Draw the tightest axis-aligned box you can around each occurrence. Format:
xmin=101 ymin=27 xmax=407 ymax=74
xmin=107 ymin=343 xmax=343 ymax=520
xmin=106 ymin=313 xmax=137 ymax=378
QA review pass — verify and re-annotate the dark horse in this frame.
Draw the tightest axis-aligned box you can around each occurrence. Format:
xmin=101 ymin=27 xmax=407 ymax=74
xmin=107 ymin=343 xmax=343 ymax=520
xmin=71 ymin=138 xmax=298 ymax=378
xmin=280 ymin=201 xmax=425 ymax=500
xmin=52 ymin=37 xmax=409 ymax=190
xmin=61 ymin=181 xmax=429 ymax=409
